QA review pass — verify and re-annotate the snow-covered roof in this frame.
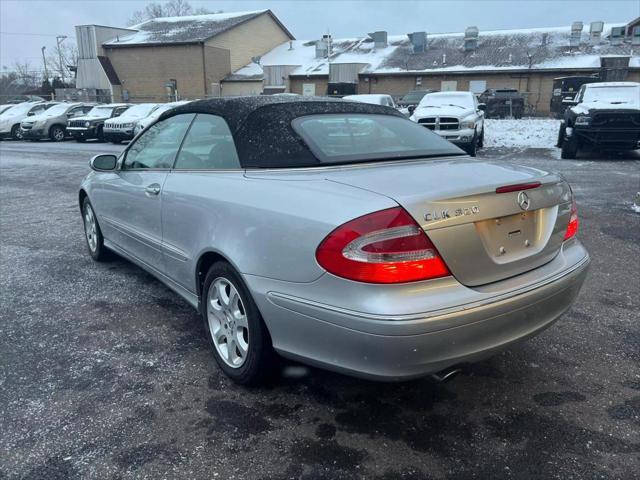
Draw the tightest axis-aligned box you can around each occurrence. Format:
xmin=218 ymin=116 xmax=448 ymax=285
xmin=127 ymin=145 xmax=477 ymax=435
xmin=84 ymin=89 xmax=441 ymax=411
xmin=226 ymin=21 xmax=639 ymax=81
xmin=104 ymin=10 xmax=292 ymax=47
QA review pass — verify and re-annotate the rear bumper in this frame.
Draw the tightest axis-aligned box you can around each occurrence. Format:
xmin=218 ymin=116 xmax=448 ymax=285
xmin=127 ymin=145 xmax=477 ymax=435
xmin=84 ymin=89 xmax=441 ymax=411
xmin=246 ymin=240 xmax=590 ymax=380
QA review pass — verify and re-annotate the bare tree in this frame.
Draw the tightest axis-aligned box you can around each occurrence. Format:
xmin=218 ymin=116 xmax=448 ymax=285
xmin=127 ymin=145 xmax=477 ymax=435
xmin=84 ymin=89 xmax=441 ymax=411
xmin=128 ymin=0 xmax=215 ymax=26
xmin=165 ymin=0 xmax=193 ymax=16
xmin=46 ymin=43 xmax=78 ymax=85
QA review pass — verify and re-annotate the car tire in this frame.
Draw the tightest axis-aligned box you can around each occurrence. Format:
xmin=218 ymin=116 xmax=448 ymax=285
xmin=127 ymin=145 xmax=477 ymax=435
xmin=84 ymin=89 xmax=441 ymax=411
xmin=478 ymin=129 xmax=484 ymax=148
xmin=202 ymin=261 xmax=274 ymax=385
xmin=556 ymin=124 xmax=566 ymax=148
xmin=50 ymin=125 xmax=65 ymax=142
xmin=465 ymin=132 xmax=478 ymax=157
xmin=82 ymin=198 xmax=110 ymax=261
xmin=11 ymin=125 xmax=22 ymax=140
xmin=111 ymin=140 xmax=121 ymax=145
xmin=76 ymin=137 xmax=86 ymax=143
xmin=561 ymin=132 xmax=579 ymax=159
xmin=97 ymin=127 xmax=104 ymax=142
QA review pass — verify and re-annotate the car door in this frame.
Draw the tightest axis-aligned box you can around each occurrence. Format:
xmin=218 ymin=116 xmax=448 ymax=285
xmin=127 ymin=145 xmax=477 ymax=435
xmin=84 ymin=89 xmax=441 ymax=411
xmin=96 ymin=113 xmax=194 ymax=271
xmin=161 ymin=113 xmax=242 ymax=292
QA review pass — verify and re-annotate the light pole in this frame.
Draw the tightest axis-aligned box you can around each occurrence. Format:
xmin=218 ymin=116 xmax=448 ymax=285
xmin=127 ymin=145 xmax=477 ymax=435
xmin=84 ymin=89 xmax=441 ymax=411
xmin=56 ymin=35 xmax=67 ymax=84
xmin=41 ymin=46 xmax=49 ymax=87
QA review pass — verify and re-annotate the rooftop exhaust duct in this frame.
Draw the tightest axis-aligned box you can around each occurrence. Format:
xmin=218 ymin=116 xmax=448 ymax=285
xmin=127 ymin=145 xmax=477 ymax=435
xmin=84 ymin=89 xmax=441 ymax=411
xmin=368 ymin=31 xmax=388 ymax=48
xmin=570 ymin=21 xmax=583 ymax=48
xmin=589 ymin=21 xmax=604 ymax=43
xmin=464 ymin=26 xmax=479 ymax=51
xmin=315 ymin=35 xmax=330 ymax=58
xmin=610 ymin=26 xmax=625 ymax=45
xmin=408 ymin=31 xmax=426 ymax=53
xmin=632 ymin=25 xmax=640 ymax=46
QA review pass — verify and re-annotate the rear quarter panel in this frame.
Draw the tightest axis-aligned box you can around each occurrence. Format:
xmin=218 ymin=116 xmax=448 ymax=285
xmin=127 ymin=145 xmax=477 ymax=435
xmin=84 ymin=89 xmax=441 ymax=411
xmin=160 ymin=170 xmax=397 ymax=291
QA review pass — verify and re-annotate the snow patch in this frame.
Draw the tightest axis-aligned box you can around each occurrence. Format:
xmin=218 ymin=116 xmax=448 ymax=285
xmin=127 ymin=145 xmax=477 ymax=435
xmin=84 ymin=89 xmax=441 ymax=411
xmin=484 ymin=118 xmax=560 ymax=149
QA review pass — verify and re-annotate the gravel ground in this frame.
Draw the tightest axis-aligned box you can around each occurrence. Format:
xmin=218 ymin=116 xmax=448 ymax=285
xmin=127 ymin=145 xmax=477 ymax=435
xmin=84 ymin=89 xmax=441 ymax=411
xmin=1 ymin=137 xmax=639 ymax=480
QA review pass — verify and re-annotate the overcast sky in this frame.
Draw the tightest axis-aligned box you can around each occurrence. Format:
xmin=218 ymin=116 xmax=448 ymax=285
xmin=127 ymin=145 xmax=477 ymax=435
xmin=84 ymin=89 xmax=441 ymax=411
xmin=1 ymin=0 xmax=638 ymax=73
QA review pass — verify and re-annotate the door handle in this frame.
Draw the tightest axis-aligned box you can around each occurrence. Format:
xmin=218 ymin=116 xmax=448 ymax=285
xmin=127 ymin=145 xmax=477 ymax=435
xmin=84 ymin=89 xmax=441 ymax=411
xmin=145 ymin=183 xmax=161 ymax=196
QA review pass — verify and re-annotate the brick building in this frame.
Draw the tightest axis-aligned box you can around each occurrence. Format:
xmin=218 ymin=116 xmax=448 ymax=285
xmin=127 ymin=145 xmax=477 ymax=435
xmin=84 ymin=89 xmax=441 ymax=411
xmin=74 ymin=10 xmax=293 ymax=102
xmin=223 ymin=17 xmax=640 ymax=115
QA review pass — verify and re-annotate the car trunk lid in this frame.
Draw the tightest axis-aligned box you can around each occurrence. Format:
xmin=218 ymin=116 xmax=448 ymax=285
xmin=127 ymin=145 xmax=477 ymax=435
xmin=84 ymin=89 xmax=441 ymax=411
xmin=321 ymin=157 xmax=572 ymax=286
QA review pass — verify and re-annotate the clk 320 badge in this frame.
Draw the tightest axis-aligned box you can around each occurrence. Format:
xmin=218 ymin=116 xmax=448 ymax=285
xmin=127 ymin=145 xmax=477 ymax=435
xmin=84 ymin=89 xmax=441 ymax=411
xmin=424 ymin=206 xmax=480 ymax=222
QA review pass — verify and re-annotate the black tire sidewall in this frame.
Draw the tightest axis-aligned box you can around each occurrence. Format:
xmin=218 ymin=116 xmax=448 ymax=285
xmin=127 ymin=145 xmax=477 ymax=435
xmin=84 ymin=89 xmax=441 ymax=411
xmin=466 ymin=132 xmax=478 ymax=157
xmin=50 ymin=126 xmax=65 ymax=142
xmin=201 ymin=262 xmax=272 ymax=385
xmin=11 ymin=125 xmax=22 ymax=140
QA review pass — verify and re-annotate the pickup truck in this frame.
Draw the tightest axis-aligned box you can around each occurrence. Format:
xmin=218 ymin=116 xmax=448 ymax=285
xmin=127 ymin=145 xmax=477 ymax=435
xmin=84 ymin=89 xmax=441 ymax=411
xmin=410 ymin=91 xmax=485 ymax=156
xmin=557 ymin=82 xmax=640 ymax=159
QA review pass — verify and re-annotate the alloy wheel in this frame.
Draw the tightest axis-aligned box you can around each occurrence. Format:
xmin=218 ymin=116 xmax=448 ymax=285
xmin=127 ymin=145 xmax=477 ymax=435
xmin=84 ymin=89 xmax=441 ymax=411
xmin=83 ymin=204 xmax=98 ymax=252
xmin=207 ymin=277 xmax=249 ymax=368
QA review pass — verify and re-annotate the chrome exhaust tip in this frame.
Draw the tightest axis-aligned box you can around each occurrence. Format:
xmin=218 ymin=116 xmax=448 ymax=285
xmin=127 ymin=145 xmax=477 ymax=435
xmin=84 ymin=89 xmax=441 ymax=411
xmin=430 ymin=366 xmax=463 ymax=382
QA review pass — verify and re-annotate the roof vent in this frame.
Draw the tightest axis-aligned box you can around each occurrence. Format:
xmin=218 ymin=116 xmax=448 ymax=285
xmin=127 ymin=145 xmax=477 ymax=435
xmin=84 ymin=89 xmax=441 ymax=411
xmin=408 ymin=31 xmax=426 ymax=53
xmin=251 ymin=56 xmax=261 ymax=65
xmin=590 ymin=21 xmax=604 ymax=43
xmin=570 ymin=21 xmax=583 ymax=48
xmin=508 ymin=53 xmax=513 ymax=63
xmin=442 ymin=53 xmax=446 ymax=65
xmin=632 ymin=25 xmax=640 ymax=46
xmin=610 ymin=26 xmax=625 ymax=45
xmin=315 ymin=37 xmax=329 ymax=58
xmin=541 ymin=33 xmax=549 ymax=46
xmin=464 ymin=26 xmax=479 ymax=51
xmin=288 ymin=40 xmax=294 ymax=50
xmin=368 ymin=31 xmax=388 ymax=48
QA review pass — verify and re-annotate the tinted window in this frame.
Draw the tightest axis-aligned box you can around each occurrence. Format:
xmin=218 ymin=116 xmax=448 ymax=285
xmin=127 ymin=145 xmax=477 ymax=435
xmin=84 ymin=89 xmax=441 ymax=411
xmin=67 ymin=106 xmax=86 ymax=117
xmin=112 ymin=106 xmax=129 ymax=118
xmin=174 ymin=114 xmax=240 ymax=170
xmin=123 ymin=114 xmax=194 ymax=169
xmin=292 ymin=114 xmax=463 ymax=165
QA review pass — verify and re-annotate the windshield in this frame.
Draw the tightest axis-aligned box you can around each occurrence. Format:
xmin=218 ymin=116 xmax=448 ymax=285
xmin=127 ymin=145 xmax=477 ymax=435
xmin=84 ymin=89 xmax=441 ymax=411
xmin=401 ymin=91 xmax=428 ymax=103
xmin=582 ymin=86 xmax=640 ymax=105
xmin=86 ymin=106 xmax=115 ymax=118
xmin=121 ymin=103 xmax=157 ymax=118
xmin=292 ymin=114 xmax=464 ymax=165
xmin=418 ymin=93 xmax=474 ymax=109
xmin=40 ymin=103 xmax=72 ymax=116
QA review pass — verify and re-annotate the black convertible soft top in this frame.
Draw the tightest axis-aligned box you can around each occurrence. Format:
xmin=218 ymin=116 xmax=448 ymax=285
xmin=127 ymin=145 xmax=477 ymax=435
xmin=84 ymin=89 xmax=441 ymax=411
xmin=159 ymin=96 xmax=409 ymax=168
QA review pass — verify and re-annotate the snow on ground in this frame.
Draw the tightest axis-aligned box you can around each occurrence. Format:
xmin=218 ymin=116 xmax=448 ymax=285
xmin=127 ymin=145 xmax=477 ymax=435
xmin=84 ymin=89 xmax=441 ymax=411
xmin=484 ymin=118 xmax=560 ymax=149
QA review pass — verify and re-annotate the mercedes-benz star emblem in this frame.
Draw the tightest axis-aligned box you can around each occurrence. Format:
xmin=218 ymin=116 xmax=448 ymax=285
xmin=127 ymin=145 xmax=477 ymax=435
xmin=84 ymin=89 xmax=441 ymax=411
xmin=517 ymin=191 xmax=531 ymax=211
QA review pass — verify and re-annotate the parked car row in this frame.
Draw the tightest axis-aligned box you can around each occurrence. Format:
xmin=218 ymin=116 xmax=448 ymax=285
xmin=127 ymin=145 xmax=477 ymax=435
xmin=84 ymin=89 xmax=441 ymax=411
xmin=0 ymin=100 xmax=194 ymax=143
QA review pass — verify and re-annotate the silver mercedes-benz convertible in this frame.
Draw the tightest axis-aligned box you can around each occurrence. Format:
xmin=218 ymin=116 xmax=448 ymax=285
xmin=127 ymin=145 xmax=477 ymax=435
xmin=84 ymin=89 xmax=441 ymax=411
xmin=80 ymin=96 xmax=589 ymax=384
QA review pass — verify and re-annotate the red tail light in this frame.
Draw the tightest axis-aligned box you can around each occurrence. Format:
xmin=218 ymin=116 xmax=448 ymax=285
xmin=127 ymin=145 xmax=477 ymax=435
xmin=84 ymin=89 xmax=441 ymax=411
xmin=316 ymin=207 xmax=450 ymax=283
xmin=564 ymin=196 xmax=579 ymax=241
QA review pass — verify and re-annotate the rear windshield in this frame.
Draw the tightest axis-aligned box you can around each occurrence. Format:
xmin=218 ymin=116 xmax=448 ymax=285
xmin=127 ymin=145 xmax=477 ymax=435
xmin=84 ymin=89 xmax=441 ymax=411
xmin=400 ymin=91 xmax=428 ymax=103
xmin=292 ymin=114 xmax=463 ymax=165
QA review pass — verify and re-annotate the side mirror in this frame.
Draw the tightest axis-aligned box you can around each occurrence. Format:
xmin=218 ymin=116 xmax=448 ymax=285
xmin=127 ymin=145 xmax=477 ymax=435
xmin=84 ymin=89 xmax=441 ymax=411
xmin=90 ymin=154 xmax=117 ymax=172
xmin=477 ymin=103 xmax=487 ymax=111
xmin=408 ymin=105 xmax=416 ymax=115
xmin=27 ymin=111 xmax=35 ymax=116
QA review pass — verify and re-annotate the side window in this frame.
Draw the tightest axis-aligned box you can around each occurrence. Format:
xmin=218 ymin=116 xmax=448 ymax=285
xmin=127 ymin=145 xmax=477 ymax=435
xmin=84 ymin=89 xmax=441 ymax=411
xmin=575 ymin=86 xmax=585 ymax=103
xmin=123 ymin=114 xmax=194 ymax=170
xmin=67 ymin=107 xmax=85 ymax=117
xmin=174 ymin=114 xmax=240 ymax=170
xmin=113 ymin=107 xmax=128 ymax=118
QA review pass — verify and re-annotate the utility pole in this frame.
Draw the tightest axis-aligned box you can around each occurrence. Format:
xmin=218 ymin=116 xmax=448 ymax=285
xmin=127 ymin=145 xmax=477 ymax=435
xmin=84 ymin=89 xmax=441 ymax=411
xmin=41 ymin=46 xmax=49 ymax=86
xmin=56 ymin=35 xmax=67 ymax=84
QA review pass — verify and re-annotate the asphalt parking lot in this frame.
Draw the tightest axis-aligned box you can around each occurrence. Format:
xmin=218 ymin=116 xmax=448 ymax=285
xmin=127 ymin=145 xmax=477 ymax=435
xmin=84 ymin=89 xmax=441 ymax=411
xmin=1 ymin=138 xmax=638 ymax=480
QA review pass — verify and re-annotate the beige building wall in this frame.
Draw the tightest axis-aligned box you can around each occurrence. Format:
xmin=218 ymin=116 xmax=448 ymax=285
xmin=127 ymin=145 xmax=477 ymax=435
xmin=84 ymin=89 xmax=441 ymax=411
xmin=221 ymin=81 xmax=264 ymax=96
xmin=289 ymin=78 xmax=329 ymax=96
xmin=207 ymin=13 xmax=291 ymax=72
xmin=106 ymin=44 xmax=207 ymax=101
